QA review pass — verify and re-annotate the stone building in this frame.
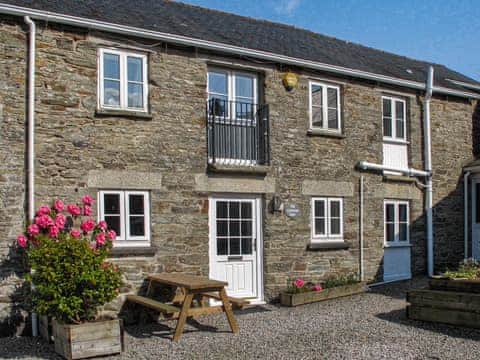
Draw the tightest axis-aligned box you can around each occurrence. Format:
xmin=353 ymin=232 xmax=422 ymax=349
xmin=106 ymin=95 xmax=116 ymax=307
xmin=0 ymin=0 xmax=479 ymax=335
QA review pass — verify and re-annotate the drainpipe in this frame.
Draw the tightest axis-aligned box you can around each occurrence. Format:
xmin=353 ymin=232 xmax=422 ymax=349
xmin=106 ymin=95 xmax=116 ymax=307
xmin=359 ymin=176 xmax=364 ymax=281
xmin=357 ymin=161 xmax=430 ymax=178
xmin=424 ymin=66 xmax=434 ymax=277
xmin=24 ymin=15 xmax=38 ymax=337
xmin=464 ymin=171 xmax=470 ymax=259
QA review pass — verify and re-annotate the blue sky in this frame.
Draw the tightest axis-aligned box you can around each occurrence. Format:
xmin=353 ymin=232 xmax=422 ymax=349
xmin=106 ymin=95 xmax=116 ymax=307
xmin=183 ymin=0 xmax=480 ymax=81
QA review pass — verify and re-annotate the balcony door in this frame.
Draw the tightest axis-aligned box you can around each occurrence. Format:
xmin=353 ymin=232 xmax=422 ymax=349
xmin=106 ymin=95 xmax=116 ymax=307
xmin=207 ymin=68 xmax=259 ymax=165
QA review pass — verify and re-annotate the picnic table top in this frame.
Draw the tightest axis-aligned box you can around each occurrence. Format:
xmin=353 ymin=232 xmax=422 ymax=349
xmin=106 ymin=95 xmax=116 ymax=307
xmin=148 ymin=273 xmax=228 ymax=290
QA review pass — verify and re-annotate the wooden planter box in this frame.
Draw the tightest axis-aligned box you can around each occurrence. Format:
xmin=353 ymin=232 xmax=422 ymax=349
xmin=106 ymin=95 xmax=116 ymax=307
xmin=52 ymin=319 xmax=123 ymax=360
xmin=280 ymin=282 xmax=366 ymax=307
xmin=39 ymin=316 xmax=53 ymax=343
xmin=429 ymin=277 xmax=480 ymax=293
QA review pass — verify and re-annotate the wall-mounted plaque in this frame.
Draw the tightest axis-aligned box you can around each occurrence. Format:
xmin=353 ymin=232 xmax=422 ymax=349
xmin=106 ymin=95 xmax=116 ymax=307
xmin=284 ymin=203 xmax=300 ymax=218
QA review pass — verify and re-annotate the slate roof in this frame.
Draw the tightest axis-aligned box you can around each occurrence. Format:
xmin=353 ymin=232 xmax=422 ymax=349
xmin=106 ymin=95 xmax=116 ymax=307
xmin=1 ymin=0 xmax=479 ymax=92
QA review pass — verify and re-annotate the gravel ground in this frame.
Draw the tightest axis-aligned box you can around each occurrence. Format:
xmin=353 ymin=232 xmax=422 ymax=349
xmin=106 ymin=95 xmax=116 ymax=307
xmin=1 ymin=278 xmax=480 ymax=360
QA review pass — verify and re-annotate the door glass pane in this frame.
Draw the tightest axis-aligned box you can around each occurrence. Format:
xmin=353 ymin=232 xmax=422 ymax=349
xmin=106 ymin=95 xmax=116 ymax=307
xmin=127 ymin=57 xmax=143 ymax=82
xmin=241 ymin=202 xmax=252 ymax=219
xmin=386 ymin=222 xmax=395 ymax=242
xmin=208 ymin=72 xmax=228 ymax=95
xmin=229 ymin=202 xmax=240 ymax=219
xmin=217 ymin=238 xmax=228 ymax=255
xmin=216 ymin=201 xmax=228 ymax=218
xmin=104 ymin=194 xmax=120 ymax=214
xmin=235 ymin=75 xmax=254 ymax=99
xmin=128 ymin=83 xmax=143 ymax=108
xmin=129 ymin=195 xmax=145 ymax=215
xmin=230 ymin=238 xmax=241 ymax=255
xmin=217 ymin=220 xmax=228 ymax=236
xmin=230 ymin=220 xmax=240 ymax=236
xmin=103 ymin=53 xmax=120 ymax=79
xmin=104 ymin=216 xmax=120 ymax=235
xmin=104 ymin=80 xmax=120 ymax=106
xmin=241 ymin=220 xmax=252 ymax=236
xmin=241 ymin=238 xmax=252 ymax=255
xmin=209 ymin=96 xmax=228 ymax=117
xmin=129 ymin=216 xmax=145 ymax=236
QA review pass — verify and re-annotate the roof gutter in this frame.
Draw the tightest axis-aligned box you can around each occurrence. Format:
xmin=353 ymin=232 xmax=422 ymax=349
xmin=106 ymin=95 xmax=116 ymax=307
xmin=1 ymin=3 xmax=479 ymax=100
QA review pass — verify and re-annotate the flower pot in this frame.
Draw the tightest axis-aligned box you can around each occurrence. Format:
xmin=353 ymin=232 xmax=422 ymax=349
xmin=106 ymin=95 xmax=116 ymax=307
xmin=280 ymin=282 xmax=366 ymax=306
xmin=52 ymin=319 xmax=123 ymax=360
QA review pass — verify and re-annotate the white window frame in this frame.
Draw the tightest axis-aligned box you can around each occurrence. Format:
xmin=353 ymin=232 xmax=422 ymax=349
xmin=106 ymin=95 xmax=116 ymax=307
xmin=384 ymin=200 xmax=410 ymax=246
xmin=98 ymin=190 xmax=150 ymax=247
xmin=98 ymin=48 xmax=149 ymax=112
xmin=308 ymin=81 xmax=342 ymax=133
xmin=382 ymin=96 xmax=407 ymax=142
xmin=311 ymin=197 xmax=344 ymax=242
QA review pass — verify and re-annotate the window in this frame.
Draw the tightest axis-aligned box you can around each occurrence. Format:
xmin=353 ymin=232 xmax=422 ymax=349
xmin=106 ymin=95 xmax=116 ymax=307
xmin=382 ymin=96 xmax=406 ymax=141
xmin=309 ymin=81 xmax=341 ymax=132
xmin=311 ymin=197 xmax=343 ymax=241
xmin=384 ymin=200 xmax=409 ymax=244
xmin=98 ymin=190 xmax=150 ymax=246
xmin=98 ymin=48 xmax=148 ymax=112
xmin=207 ymin=68 xmax=257 ymax=118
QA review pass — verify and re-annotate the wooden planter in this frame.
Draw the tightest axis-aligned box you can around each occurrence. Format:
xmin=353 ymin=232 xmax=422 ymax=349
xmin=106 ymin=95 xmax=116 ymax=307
xmin=52 ymin=319 xmax=123 ymax=360
xmin=280 ymin=282 xmax=366 ymax=307
xmin=429 ymin=277 xmax=480 ymax=293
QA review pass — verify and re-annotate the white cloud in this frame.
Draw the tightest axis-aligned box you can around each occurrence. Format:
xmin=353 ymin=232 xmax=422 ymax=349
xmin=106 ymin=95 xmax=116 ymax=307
xmin=274 ymin=0 xmax=302 ymax=16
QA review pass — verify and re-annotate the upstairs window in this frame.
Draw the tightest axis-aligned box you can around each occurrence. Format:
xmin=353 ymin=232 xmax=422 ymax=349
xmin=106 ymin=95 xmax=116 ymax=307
xmin=309 ymin=81 xmax=341 ymax=133
xmin=98 ymin=49 xmax=148 ymax=112
xmin=382 ymin=96 xmax=406 ymax=141
xmin=311 ymin=197 xmax=343 ymax=242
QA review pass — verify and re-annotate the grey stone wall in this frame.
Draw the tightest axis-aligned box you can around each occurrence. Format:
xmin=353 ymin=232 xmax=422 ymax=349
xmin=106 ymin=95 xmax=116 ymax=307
xmin=0 ymin=17 xmax=478 ymax=331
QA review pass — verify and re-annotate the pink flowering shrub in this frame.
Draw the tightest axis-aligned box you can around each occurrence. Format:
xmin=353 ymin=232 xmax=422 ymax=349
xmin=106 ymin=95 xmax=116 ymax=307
xmin=286 ymin=274 xmax=359 ymax=294
xmin=17 ymin=196 xmax=121 ymax=324
xmin=286 ymin=278 xmax=324 ymax=294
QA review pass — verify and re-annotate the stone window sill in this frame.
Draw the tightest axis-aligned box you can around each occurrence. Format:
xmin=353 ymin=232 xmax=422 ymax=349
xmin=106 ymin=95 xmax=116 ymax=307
xmin=109 ymin=246 xmax=157 ymax=257
xmin=307 ymin=128 xmax=345 ymax=139
xmin=95 ymin=108 xmax=153 ymax=120
xmin=383 ymin=243 xmax=412 ymax=249
xmin=207 ymin=163 xmax=270 ymax=175
xmin=307 ymin=241 xmax=349 ymax=251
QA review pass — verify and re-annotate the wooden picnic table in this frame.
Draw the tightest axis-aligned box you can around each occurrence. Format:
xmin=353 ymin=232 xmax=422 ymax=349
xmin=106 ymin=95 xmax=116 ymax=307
xmin=126 ymin=273 xmax=242 ymax=341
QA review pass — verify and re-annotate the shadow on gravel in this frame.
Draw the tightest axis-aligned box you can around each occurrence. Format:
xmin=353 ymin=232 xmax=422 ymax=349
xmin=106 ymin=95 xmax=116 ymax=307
xmin=0 ymin=337 xmax=59 ymax=359
xmin=367 ymin=277 xmax=430 ymax=301
xmin=376 ymin=308 xmax=480 ymax=341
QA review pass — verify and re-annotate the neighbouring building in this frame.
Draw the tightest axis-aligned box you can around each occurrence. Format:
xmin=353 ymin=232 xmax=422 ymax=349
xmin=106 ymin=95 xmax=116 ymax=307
xmin=0 ymin=0 xmax=479 ymax=335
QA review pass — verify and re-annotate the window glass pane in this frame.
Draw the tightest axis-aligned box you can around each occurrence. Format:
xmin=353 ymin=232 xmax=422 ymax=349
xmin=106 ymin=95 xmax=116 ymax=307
xmin=103 ymin=53 xmax=120 ymax=79
xmin=235 ymin=75 xmax=254 ymax=99
xmin=328 ymin=108 xmax=338 ymax=129
xmin=129 ymin=195 xmax=145 ymax=215
xmin=383 ymin=98 xmax=392 ymax=117
xmin=217 ymin=238 xmax=228 ymax=255
xmin=230 ymin=220 xmax=240 ymax=236
xmin=241 ymin=220 xmax=252 ymax=236
xmin=395 ymin=101 xmax=404 ymax=120
xmin=383 ymin=116 xmax=392 ymax=137
xmin=209 ymin=96 xmax=228 ymax=117
xmin=385 ymin=204 xmax=395 ymax=222
xmin=330 ymin=201 xmax=341 ymax=217
xmin=399 ymin=223 xmax=408 ymax=241
xmin=104 ymin=194 xmax=120 ymax=214
xmin=104 ymin=216 xmax=121 ymax=236
xmin=241 ymin=202 xmax=252 ymax=219
xmin=314 ymin=200 xmax=325 ymax=217
xmin=312 ymin=107 xmax=323 ymax=128
xmin=315 ymin=218 xmax=325 ymax=235
xmin=386 ymin=223 xmax=395 ymax=242
xmin=129 ymin=216 xmax=145 ymax=236
xmin=217 ymin=220 xmax=228 ymax=236
xmin=128 ymin=83 xmax=143 ymax=108
xmin=229 ymin=237 xmax=241 ymax=255
xmin=311 ymin=85 xmax=322 ymax=106
xmin=241 ymin=238 xmax=252 ymax=255
xmin=399 ymin=204 xmax=408 ymax=222
xmin=216 ymin=201 xmax=228 ymax=218
xmin=104 ymin=80 xmax=120 ymax=106
xmin=327 ymin=88 xmax=338 ymax=108
xmin=396 ymin=119 xmax=404 ymax=139
xmin=229 ymin=202 xmax=240 ymax=219
xmin=127 ymin=57 xmax=143 ymax=82
xmin=331 ymin=218 xmax=341 ymax=235
xmin=208 ymin=72 xmax=228 ymax=95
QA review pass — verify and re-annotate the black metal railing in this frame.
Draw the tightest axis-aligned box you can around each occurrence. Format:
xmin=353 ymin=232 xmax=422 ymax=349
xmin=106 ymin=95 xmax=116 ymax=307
xmin=206 ymin=99 xmax=270 ymax=166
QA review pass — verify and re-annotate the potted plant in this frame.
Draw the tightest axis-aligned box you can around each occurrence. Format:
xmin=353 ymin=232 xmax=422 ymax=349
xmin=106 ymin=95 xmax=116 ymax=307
xmin=17 ymin=196 xmax=123 ymax=360
xmin=280 ymin=274 xmax=365 ymax=306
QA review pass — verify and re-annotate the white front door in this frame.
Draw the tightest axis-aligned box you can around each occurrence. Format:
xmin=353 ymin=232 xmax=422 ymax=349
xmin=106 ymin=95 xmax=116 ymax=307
xmin=471 ymin=179 xmax=480 ymax=259
xmin=209 ymin=196 xmax=262 ymax=300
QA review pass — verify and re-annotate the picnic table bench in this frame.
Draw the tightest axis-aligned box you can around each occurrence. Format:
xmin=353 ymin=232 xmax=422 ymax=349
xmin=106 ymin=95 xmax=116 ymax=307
xmin=126 ymin=273 xmax=247 ymax=341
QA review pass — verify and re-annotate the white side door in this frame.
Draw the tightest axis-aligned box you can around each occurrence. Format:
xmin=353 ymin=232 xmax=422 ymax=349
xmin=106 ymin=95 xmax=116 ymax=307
xmin=472 ymin=179 xmax=480 ymax=259
xmin=209 ymin=197 xmax=260 ymax=299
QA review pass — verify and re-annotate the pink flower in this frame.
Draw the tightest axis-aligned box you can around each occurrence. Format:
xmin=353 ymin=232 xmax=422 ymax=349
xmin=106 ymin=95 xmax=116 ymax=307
xmin=89 ymin=243 xmax=97 ymax=251
xmin=27 ymin=224 xmax=40 ymax=236
xmin=96 ymin=232 xmax=106 ymax=246
xmin=67 ymin=204 xmax=81 ymax=217
xmin=80 ymin=219 xmax=95 ymax=233
xmin=55 ymin=213 xmax=66 ymax=230
xmin=37 ymin=205 xmax=51 ymax=216
xmin=35 ymin=214 xmax=54 ymax=229
xmin=83 ymin=205 xmax=92 ymax=216
xmin=107 ymin=229 xmax=116 ymax=240
xmin=49 ymin=225 xmax=59 ymax=238
xmin=17 ymin=235 xmax=28 ymax=248
xmin=293 ymin=278 xmax=305 ymax=288
xmin=70 ymin=229 xmax=81 ymax=238
xmin=312 ymin=284 xmax=323 ymax=292
xmin=53 ymin=199 xmax=65 ymax=212
xmin=81 ymin=195 xmax=94 ymax=207
xmin=98 ymin=220 xmax=108 ymax=231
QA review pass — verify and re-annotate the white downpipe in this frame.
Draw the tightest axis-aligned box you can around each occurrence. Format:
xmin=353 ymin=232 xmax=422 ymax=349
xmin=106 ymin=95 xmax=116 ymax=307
xmin=359 ymin=176 xmax=364 ymax=281
xmin=357 ymin=161 xmax=429 ymax=177
xmin=464 ymin=171 xmax=470 ymax=259
xmin=425 ymin=66 xmax=434 ymax=277
xmin=24 ymin=15 xmax=38 ymax=337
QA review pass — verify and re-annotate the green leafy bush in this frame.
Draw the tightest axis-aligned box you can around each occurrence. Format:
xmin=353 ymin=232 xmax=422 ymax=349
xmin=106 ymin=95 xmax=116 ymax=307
xmin=17 ymin=196 xmax=122 ymax=324
xmin=443 ymin=258 xmax=480 ymax=280
xmin=323 ymin=273 xmax=359 ymax=289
